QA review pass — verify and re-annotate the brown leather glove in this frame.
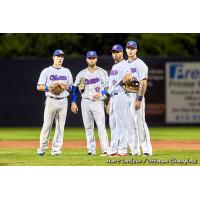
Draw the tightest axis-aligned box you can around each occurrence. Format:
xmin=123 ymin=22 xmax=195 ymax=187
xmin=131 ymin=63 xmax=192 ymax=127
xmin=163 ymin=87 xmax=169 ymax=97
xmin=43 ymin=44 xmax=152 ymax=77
xmin=49 ymin=83 xmax=63 ymax=95
xmin=120 ymin=79 xmax=140 ymax=93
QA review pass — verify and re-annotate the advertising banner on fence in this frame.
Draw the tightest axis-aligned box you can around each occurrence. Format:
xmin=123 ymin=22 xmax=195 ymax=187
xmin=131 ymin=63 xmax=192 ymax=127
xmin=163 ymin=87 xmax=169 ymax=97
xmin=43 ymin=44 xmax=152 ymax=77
xmin=166 ymin=62 xmax=200 ymax=124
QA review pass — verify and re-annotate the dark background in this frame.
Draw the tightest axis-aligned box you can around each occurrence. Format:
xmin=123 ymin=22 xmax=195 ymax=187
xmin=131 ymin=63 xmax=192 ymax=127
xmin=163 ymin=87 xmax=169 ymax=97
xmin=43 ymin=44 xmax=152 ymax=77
xmin=0 ymin=33 xmax=200 ymax=126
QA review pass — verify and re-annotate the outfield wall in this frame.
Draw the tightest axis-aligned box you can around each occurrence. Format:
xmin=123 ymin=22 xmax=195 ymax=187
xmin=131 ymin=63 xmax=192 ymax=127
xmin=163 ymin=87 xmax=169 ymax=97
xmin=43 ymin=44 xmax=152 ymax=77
xmin=0 ymin=56 xmax=200 ymax=126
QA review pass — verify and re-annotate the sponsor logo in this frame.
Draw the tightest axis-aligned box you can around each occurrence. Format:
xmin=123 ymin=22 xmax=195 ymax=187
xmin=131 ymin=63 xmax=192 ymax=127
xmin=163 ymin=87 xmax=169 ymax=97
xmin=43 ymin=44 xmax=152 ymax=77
xmin=145 ymin=104 xmax=165 ymax=115
xmin=169 ymin=63 xmax=200 ymax=80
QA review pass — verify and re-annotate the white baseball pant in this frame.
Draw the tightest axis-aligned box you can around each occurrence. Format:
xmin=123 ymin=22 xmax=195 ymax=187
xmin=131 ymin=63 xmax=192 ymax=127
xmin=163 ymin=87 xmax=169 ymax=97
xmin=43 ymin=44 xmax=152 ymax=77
xmin=37 ymin=97 xmax=68 ymax=155
xmin=135 ymin=97 xmax=153 ymax=155
xmin=108 ymin=93 xmax=131 ymax=155
xmin=81 ymin=98 xmax=109 ymax=154
xmin=127 ymin=94 xmax=140 ymax=154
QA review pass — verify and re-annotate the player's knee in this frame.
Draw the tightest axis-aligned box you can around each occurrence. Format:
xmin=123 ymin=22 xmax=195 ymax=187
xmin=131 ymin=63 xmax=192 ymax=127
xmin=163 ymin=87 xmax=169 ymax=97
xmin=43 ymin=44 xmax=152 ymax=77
xmin=85 ymin=124 xmax=93 ymax=130
xmin=42 ymin=123 xmax=52 ymax=130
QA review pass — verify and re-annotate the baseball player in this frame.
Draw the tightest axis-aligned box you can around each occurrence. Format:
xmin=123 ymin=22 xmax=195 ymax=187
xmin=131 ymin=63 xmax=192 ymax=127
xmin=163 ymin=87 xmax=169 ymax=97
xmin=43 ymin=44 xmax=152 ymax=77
xmin=125 ymin=41 xmax=153 ymax=156
xmin=71 ymin=51 xmax=109 ymax=156
xmin=106 ymin=44 xmax=136 ymax=156
xmin=37 ymin=49 xmax=73 ymax=156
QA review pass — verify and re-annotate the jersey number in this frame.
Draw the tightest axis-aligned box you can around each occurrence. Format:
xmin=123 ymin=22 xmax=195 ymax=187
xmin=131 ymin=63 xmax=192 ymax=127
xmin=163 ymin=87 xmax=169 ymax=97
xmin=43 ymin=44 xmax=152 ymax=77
xmin=95 ymin=87 xmax=100 ymax=92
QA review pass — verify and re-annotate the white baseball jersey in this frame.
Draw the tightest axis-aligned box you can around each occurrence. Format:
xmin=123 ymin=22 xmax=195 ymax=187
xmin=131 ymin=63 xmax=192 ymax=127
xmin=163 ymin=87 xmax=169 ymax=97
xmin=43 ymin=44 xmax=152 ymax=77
xmin=37 ymin=66 xmax=73 ymax=98
xmin=73 ymin=67 xmax=109 ymax=100
xmin=73 ymin=66 xmax=109 ymax=154
xmin=37 ymin=65 xmax=73 ymax=156
xmin=108 ymin=59 xmax=134 ymax=155
xmin=108 ymin=59 xmax=131 ymax=95
xmin=125 ymin=58 xmax=148 ymax=81
xmin=125 ymin=58 xmax=152 ymax=155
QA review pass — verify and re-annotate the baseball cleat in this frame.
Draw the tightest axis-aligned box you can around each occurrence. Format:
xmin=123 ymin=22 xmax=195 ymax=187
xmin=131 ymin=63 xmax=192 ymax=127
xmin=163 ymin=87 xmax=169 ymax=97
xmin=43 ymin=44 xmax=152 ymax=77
xmin=116 ymin=153 xmax=128 ymax=157
xmin=88 ymin=152 xmax=96 ymax=156
xmin=37 ymin=152 xmax=45 ymax=156
xmin=109 ymin=153 xmax=128 ymax=157
xmin=143 ymin=153 xmax=153 ymax=156
xmin=129 ymin=152 xmax=140 ymax=156
xmin=51 ymin=150 xmax=61 ymax=156
xmin=108 ymin=153 xmax=118 ymax=157
xmin=51 ymin=153 xmax=60 ymax=156
xmin=100 ymin=152 xmax=108 ymax=157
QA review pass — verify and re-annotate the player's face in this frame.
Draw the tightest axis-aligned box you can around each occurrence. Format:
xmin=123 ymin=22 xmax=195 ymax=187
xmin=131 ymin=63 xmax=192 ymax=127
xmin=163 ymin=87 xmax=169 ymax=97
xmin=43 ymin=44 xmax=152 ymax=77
xmin=53 ymin=55 xmax=64 ymax=66
xmin=86 ymin=57 xmax=97 ymax=67
xmin=126 ymin=47 xmax=137 ymax=57
xmin=112 ymin=51 xmax=123 ymax=62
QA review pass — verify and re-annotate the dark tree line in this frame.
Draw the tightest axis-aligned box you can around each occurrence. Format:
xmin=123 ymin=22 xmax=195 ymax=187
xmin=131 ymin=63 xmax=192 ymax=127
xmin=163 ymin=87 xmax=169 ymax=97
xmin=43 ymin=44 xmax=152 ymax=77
xmin=0 ymin=33 xmax=200 ymax=58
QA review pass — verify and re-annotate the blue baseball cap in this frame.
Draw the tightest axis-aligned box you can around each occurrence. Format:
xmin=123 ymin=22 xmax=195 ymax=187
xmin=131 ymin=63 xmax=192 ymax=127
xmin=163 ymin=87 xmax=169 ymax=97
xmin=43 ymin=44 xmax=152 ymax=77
xmin=111 ymin=44 xmax=123 ymax=52
xmin=126 ymin=41 xmax=137 ymax=49
xmin=53 ymin=49 xmax=65 ymax=56
xmin=86 ymin=51 xmax=97 ymax=58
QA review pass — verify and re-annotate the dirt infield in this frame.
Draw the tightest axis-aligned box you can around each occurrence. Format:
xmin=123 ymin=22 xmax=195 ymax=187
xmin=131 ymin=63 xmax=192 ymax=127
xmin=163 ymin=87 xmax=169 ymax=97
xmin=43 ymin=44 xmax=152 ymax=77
xmin=0 ymin=140 xmax=200 ymax=150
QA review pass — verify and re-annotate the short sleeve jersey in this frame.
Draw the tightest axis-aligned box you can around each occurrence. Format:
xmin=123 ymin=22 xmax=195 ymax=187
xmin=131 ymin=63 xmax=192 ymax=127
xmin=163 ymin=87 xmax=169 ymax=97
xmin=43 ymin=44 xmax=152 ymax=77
xmin=108 ymin=59 xmax=131 ymax=95
xmin=37 ymin=66 xmax=73 ymax=97
xmin=73 ymin=66 xmax=109 ymax=100
xmin=125 ymin=58 xmax=148 ymax=82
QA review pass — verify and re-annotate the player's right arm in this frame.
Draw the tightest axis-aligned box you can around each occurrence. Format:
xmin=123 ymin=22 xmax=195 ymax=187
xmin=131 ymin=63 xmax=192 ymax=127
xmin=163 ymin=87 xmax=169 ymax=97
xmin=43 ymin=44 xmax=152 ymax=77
xmin=71 ymin=86 xmax=78 ymax=114
xmin=37 ymin=69 xmax=51 ymax=92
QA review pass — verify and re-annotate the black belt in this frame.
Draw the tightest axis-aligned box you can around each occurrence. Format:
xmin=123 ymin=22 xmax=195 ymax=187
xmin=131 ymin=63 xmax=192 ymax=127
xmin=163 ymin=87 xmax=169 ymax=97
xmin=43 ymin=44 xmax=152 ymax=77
xmin=49 ymin=96 xmax=66 ymax=100
xmin=110 ymin=92 xmax=118 ymax=97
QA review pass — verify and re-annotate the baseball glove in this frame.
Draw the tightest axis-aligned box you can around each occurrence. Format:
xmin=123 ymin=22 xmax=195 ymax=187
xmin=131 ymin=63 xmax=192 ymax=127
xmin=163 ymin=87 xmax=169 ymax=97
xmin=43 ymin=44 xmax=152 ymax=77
xmin=59 ymin=83 xmax=67 ymax=92
xmin=120 ymin=78 xmax=140 ymax=93
xmin=78 ymin=78 xmax=86 ymax=94
xmin=49 ymin=83 xmax=63 ymax=95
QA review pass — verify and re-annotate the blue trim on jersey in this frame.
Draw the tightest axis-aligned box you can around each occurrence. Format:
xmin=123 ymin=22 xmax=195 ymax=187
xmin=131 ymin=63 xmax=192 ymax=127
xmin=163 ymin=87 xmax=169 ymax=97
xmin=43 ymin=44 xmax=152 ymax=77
xmin=45 ymin=86 xmax=49 ymax=92
xmin=71 ymin=86 xmax=78 ymax=103
xmin=101 ymin=89 xmax=108 ymax=95
xmin=115 ymin=59 xmax=124 ymax=64
xmin=127 ymin=58 xmax=138 ymax=63
xmin=51 ymin=65 xmax=63 ymax=70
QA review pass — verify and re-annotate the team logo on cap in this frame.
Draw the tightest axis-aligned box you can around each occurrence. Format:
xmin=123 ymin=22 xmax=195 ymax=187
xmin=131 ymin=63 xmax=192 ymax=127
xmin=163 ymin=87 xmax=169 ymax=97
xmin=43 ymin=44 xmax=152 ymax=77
xmin=58 ymin=50 xmax=62 ymax=54
xmin=90 ymin=51 xmax=94 ymax=56
xmin=129 ymin=41 xmax=134 ymax=45
xmin=113 ymin=45 xmax=118 ymax=50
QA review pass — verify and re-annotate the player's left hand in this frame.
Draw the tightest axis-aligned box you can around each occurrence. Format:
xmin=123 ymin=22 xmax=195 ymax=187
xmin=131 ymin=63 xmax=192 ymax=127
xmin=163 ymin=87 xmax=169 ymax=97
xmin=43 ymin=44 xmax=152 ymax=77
xmin=135 ymin=100 xmax=141 ymax=110
xmin=59 ymin=83 xmax=67 ymax=92
xmin=49 ymin=83 xmax=63 ymax=95
xmin=93 ymin=93 xmax=102 ymax=99
xmin=71 ymin=103 xmax=78 ymax=114
xmin=105 ymin=102 xmax=110 ymax=114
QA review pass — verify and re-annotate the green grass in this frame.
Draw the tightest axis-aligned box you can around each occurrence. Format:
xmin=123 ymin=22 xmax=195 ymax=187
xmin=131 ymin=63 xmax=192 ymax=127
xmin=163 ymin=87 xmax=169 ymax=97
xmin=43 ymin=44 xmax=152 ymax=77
xmin=0 ymin=127 xmax=200 ymax=166
xmin=0 ymin=127 xmax=85 ymax=140
xmin=0 ymin=127 xmax=200 ymax=140
xmin=150 ymin=127 xmax=200 ymax=140
xmin=0 ymin=148 xmax=199 ymax=166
